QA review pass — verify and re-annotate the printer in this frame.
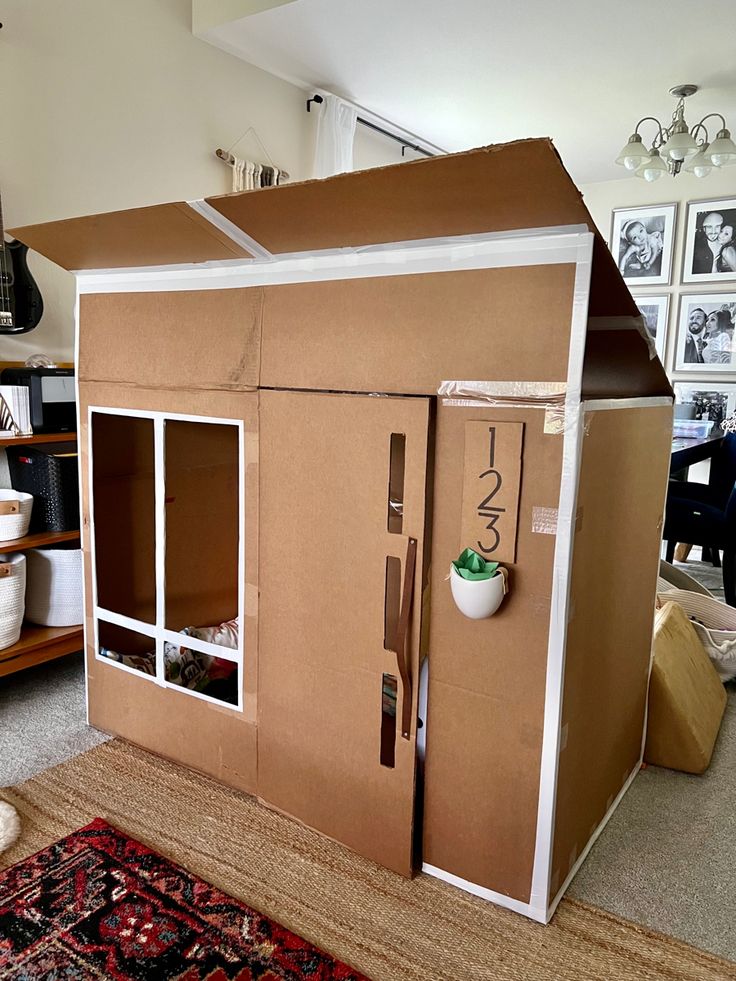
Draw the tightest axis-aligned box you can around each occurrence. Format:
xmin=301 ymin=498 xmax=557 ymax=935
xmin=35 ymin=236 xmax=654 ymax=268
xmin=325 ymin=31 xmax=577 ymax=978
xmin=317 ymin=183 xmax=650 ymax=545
xmin=0 ymin=367 xmax=76 ymax=434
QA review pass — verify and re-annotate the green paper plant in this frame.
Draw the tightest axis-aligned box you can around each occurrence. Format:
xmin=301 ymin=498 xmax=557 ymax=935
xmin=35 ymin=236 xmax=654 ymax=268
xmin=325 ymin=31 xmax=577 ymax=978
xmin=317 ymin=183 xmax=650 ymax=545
xmin=452 ymin=547 xmax=500 ymax=581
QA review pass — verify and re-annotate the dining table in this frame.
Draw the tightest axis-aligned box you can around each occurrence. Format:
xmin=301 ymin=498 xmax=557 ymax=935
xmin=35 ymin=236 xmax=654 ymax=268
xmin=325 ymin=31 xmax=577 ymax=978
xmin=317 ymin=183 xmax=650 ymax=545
xmin=670 ymin=429 xmax=725 ymax=475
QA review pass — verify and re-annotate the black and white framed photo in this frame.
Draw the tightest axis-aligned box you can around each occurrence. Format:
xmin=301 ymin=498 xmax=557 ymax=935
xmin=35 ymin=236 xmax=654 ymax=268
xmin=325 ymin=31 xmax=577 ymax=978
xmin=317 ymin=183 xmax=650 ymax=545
xmin=675 ymin=293 xmax=736 ymax=371
xmin=682 ymin=197 xmax=736 ymax=284
xmin=674 ymin=383 xmax=736 ymax=430
xmin=610 ymin=203 xmax=677 ymax=286
xmin=632 ymin=294 xmax=669 ymax=361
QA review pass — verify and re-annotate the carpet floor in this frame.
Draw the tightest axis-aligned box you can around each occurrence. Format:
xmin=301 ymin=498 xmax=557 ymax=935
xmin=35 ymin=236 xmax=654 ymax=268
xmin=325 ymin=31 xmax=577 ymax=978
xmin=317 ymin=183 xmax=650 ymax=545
xmin=2 ymin=740 xmax=734 ymax=981
xmin=0 ymin=652 xmax=110 ymax=787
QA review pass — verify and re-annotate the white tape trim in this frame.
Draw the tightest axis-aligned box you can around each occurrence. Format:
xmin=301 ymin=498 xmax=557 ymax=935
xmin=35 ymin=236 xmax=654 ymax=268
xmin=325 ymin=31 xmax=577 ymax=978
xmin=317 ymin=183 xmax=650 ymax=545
xmin=582 ymin=396 xmax=673 ymax=412
xmin=88 ymin=405 xmax=246 ymax=713
xmin=422 ymin=864 xmax=548 ymax=924
xmin=74 ymin=282 xmax=90 ymax=726
xmin=547 ymin=759 xmax=642 ymax=920
xmin=529 ymin=233 xmax=594 ymax=914
xmin=154 ymin=416 xmax=166 ymax=686
xmin=186 ymin=199 xmax=272 ymax=259
xmin=75 ymin=227 xmax=592 ymax=294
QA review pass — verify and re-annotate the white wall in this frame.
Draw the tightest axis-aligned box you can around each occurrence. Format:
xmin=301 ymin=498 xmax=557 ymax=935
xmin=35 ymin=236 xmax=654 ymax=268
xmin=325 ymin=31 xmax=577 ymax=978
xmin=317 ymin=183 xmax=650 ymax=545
xmin=0 ymin=0 xmax=404 ymax=363
xmin=580 ymin=167 xmax=736 ymax=387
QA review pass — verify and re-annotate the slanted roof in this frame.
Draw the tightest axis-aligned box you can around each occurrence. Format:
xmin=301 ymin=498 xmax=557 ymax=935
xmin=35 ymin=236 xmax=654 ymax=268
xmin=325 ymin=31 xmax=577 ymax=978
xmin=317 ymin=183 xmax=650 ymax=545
xmin=11 ymin=138 xmax=672 ymax=399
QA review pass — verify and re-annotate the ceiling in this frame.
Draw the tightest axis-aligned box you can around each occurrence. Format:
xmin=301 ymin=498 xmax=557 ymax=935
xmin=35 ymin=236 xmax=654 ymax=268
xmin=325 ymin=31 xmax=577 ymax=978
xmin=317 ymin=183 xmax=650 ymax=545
xmin=195 ymin=0 xmax=736 ymax=184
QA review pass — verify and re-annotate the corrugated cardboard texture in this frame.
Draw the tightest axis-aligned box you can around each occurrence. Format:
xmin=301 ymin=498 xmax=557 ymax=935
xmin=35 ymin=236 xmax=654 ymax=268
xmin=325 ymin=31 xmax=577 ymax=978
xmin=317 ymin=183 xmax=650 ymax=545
xmin=205 ymin=139 xmax=593 ymax=257
xmin=79 ymin=383 xmax=259 ymax=785
xmin=549 ymin=403 xmax=673 ymax=903
xmin=79 ymin=289 xmax=263 ymax=392
xmin=261 ymin=266 xmax=577 ymax=396
xmin=582 ymin=329 xmax=673 ymax=399
xmin=9 ymin=202 xmax=252 ymax=271
xmin=423 ymin=405 xmax=563 ymax=903
xmin=258 ymin=390 xmax=430 ymax=877
xmin=10 ymin=140 xmax=636 ymax=322
xmin=460 ymin=421 xmax=524 ymax=563
xmin=645 ymin=602 xmax=727 ymax=774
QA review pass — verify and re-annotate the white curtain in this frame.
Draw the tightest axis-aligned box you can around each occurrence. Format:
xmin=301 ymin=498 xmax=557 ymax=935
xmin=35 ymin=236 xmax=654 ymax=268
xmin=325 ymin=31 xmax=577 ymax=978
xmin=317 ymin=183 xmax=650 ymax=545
xmin=313 ymin=94 xmax=358 ymax=179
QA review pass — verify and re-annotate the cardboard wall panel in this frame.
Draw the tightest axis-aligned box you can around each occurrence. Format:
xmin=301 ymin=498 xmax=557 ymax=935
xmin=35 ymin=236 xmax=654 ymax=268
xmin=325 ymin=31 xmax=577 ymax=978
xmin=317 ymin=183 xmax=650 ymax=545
xmin=206 ymin=139 xmax=593 ymax=256
xmin=79 ymin=383 xmax=259 ymax=786
xmin=423 ymin=404 xmax=564 ymax=903
xmin=258 ymin=390 xmax=430 ymax=877
xmin=79 ymin=289 xmax=263 ymax=392
xmin=261 ymin=265 xmax=577 ymax=396
xmin=10 ymin=202 xmax=252 ymax=271
xmin=549 ymin=402 xmax=673 ymax=901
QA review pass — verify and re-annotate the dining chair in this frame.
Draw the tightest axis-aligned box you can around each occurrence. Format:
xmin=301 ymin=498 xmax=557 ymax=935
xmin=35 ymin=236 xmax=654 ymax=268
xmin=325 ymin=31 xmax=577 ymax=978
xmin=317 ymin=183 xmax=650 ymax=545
xmin=664 ymin=478 xmax=736 ymax=605
xmin=666 ymin=432 xmax=736 ymax=571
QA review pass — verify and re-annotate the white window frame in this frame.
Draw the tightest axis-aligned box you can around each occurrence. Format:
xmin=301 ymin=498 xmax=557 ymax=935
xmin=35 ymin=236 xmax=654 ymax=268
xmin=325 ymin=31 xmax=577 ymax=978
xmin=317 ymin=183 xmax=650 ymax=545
xmin=88 ymin=405 xmax=245 ymax=713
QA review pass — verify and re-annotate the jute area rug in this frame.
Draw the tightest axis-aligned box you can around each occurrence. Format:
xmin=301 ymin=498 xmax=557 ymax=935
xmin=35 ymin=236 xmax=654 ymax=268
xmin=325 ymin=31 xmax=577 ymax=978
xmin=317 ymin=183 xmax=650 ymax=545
xmin=2 ymin=740 xmax=733 ymax=981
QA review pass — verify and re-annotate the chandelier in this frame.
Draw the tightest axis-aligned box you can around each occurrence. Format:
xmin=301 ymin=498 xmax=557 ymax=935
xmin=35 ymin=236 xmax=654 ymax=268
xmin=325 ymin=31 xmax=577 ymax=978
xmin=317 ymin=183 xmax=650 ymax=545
xmin=615 ymin=84 xmax=736 ymax=181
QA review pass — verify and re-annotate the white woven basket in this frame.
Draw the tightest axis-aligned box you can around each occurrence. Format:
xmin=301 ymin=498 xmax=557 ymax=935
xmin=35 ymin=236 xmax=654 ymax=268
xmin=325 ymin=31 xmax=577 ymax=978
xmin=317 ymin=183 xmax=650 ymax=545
xmin=0 ymin=490 xmax=33 ymax=544
xmin=25 ymin=548 xmax=83 ymax=627
xmin=0 ymin=552 xmax=26 ymax=650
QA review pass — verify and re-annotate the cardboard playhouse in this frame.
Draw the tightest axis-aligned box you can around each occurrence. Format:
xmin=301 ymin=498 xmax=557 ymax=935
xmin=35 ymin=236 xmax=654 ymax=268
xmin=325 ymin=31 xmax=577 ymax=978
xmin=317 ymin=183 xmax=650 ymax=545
xmin=12 ymin=139 xmax=674 ymax=923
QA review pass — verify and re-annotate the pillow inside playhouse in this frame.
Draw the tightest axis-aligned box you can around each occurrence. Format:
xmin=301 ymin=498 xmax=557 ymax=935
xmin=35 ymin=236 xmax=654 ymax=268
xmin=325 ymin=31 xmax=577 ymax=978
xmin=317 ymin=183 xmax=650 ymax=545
xmin=100 ymin=617 xmax=239 ymax=705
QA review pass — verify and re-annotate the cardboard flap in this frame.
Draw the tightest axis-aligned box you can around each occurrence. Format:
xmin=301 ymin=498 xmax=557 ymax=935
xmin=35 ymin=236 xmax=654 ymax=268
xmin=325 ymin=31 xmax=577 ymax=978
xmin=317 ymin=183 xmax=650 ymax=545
xmin=205 ymin=138 xmax=605 ymax=256
xmin=10 ymin=202 xmax=253 ymax=271
xmin=582 ymin=325 xmax=673 ymax=399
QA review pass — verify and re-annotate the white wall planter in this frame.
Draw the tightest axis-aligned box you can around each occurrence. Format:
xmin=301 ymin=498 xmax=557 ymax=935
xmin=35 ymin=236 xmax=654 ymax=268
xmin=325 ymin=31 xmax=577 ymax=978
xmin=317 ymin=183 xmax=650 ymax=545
xmin=450 ymin=564 xmax=507 ymax=619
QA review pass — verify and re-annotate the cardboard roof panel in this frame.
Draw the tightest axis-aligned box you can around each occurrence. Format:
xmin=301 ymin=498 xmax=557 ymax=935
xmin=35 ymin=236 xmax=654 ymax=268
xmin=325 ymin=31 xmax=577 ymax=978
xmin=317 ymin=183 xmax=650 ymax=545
xmin=206 ymin=139 xmax=593 ymax=254
xmin=10 ymin=202 xmax=253 ymax=271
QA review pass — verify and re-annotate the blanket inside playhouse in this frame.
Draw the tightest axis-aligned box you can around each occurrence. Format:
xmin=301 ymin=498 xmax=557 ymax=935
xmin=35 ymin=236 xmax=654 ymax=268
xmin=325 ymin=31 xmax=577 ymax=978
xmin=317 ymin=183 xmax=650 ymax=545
xmin=100 ymin=618 xmax=239 ymax=705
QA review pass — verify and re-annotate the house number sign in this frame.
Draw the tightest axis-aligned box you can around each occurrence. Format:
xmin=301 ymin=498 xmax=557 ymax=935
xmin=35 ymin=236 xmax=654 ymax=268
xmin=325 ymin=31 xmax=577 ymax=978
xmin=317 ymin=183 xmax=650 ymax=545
xmin=460 ymin=421 xmax=524 ymax=564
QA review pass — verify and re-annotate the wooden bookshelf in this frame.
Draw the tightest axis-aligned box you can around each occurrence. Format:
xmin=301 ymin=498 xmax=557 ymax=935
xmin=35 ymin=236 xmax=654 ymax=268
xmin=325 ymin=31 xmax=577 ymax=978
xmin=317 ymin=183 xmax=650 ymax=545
xmin=0 ymin=529 xmax=80 ymax=551
xmin=0 ymin=432 xmax=76 ymax=447
xmin=1 ymin=426 xmax=81 ymax=677
xmin=0 ymin=624 xmax=84 ymax=677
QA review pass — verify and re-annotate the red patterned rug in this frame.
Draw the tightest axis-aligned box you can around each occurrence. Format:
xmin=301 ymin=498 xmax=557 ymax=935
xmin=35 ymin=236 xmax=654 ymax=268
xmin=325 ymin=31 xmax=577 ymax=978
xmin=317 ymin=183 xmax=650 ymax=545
xmin=0 ymin=817 xmax=367 ymax=979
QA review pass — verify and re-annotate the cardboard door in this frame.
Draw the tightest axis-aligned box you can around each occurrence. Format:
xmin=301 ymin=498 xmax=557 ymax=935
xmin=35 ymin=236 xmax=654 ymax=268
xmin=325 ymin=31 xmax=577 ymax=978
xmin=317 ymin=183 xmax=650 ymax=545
xmin=258 ymin=390 xmax=431 ymax=876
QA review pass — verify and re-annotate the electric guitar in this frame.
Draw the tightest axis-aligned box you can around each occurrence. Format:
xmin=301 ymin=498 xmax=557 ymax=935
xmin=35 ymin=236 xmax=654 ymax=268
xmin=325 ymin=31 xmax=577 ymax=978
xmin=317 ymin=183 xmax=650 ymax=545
xmin=0 ymin=193 xmax=43 ymax=334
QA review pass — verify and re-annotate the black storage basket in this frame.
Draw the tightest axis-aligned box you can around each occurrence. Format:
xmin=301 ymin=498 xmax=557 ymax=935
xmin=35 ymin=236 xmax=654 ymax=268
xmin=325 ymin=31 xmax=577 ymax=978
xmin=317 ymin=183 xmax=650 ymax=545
xmin=6 ymin=443 xmax=80 ymax=533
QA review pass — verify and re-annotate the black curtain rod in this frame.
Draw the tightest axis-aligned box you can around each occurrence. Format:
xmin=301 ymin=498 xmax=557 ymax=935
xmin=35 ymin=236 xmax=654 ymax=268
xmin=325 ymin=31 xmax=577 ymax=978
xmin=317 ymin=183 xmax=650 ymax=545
xmin=306 ymin=94 xmax=435 ymax=158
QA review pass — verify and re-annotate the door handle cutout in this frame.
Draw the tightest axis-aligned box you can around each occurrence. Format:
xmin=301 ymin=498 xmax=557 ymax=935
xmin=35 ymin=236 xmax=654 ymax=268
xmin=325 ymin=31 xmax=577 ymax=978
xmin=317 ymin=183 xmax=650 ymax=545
xmin=380 ymin=673 xmax=397 ymax=768
xmin=387 ymin=433 xmax=406 ymax=534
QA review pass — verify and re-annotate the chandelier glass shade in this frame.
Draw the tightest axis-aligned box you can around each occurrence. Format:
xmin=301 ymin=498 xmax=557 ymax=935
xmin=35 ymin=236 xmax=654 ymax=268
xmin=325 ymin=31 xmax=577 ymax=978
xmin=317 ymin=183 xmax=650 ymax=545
xmin=615 ymin=85 xmax=736 ymax=179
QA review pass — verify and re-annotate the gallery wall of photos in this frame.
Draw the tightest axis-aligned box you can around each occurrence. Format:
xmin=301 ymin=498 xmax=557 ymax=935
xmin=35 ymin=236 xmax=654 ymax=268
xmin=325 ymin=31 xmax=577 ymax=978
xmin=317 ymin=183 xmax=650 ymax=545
xmin=610 ymin=195 xmax=736 ymax=426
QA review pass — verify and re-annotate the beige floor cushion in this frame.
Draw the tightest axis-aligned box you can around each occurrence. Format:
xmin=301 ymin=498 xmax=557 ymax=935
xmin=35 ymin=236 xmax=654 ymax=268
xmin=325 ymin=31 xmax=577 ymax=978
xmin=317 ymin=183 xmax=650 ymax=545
xmin=645 ymin=601 xmax=727 ymax=774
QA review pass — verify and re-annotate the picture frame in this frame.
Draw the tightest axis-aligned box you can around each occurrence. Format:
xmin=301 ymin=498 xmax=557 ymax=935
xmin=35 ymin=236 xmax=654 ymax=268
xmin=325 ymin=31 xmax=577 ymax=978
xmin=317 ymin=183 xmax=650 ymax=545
xmin=682 ymin=197 xmax=736 ymax=284
xmin=610 ymin=202 xmax=678 ymax=287
xmin=632 ymin=293 xmax=669 ymax=362
xmin=674 ymin=382 xmax=736 ymax=430
xmin=674 ymin=292 xmax=736 ymax=371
